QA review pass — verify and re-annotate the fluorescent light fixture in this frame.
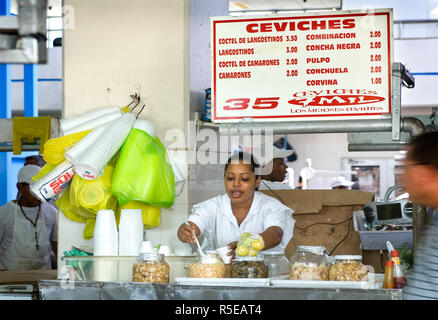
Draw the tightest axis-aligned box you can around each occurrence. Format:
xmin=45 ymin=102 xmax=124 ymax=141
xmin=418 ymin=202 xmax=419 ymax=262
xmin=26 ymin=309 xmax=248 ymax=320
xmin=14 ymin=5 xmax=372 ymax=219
xmin=431 ymin=5 xmax=438 ymax=18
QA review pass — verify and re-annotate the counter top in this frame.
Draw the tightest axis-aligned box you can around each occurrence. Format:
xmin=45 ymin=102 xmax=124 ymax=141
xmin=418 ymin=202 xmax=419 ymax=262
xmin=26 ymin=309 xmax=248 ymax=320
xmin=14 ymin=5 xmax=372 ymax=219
xmin=0 ymin=270 xmax=57 ymax=285
xmin=38 ymin=280 xmax=403 ymax=300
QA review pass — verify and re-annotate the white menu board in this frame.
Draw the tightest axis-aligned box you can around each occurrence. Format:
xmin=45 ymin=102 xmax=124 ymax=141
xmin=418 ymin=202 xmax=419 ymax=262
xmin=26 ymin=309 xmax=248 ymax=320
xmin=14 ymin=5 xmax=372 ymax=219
xmin=211 ymin=9 xmax=393 ymax=123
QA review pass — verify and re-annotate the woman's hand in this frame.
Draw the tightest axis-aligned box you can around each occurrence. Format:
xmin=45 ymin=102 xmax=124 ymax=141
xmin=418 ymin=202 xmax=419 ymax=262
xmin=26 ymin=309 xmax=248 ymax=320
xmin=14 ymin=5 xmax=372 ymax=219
xmin=177 ymin=221 xmax=199 ymax=243
xmin=226 ymin=241 xmax=238 ymax=262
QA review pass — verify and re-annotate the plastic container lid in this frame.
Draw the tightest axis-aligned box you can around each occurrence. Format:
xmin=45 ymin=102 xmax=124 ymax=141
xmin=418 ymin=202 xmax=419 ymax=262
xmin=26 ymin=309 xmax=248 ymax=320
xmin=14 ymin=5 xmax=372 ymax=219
xmin=296 ymin=246 xmax=328 ymax=255
xmin=385 ymin=260 xmax=394 ymax=266
xmin=332 ymin=255 xmax=363 ymax=261
xmin=137 ymin=252 xmax=164 ymax=262
xmin=390 ymin=250 xmax=399 ymax=257
xmin=234 ymin=255 xmax=265 ymax=262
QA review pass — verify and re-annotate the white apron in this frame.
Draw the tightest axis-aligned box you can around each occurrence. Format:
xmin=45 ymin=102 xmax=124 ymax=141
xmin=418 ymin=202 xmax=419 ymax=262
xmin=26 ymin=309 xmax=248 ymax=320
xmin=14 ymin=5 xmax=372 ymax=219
xmin=0 ymin=204 xmax=51 ymax=270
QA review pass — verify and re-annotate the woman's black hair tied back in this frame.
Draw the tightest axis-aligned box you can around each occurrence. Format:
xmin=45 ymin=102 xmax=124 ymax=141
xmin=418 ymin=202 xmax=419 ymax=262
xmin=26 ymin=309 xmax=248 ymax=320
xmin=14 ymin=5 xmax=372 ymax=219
xmin=224 ymin=151 xmax=261 ymax=177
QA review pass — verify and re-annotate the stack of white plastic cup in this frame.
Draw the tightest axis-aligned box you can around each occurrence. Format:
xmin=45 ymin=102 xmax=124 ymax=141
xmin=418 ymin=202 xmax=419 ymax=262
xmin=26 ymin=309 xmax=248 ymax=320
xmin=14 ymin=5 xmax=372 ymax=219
xmin=60 ymin=107 xmax=122 ymax=135
xmin=74 ymin=113 xmax=136 ymax=180
xmin=93 ymin=209 xmax=118 ymax=281
xmin=118 ymin=209 xmax=143 ymax=256
xmin=64 ymin=123 xmax=108 ymax=166
xmin=93 ymin=209 xmax=118 ymax=256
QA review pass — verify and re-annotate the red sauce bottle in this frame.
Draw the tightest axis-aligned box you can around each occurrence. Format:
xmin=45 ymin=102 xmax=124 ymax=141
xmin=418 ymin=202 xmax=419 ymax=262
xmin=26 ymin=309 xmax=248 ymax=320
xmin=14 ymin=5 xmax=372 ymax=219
xmin=391 ymin=250 xmax=407 ymax=289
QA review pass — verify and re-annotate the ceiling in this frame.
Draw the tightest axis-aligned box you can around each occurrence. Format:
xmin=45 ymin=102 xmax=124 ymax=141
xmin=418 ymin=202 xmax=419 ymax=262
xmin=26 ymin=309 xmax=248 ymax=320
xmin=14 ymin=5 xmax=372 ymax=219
xmin=229 ymin=0 xmax=342 ymax=12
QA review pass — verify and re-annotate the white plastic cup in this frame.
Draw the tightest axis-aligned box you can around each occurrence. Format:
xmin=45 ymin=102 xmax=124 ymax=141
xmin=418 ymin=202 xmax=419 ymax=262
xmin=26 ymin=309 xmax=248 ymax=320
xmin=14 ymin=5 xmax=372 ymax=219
xmin=118 ymin=209 xmax=143 ymax=256
xmin=64 ymin=123 xmax=108 ymax=165
xmin=158 ymin=245 xmax=171 ymax=256
xmin=140 ymin=241 xmax=153 ymax=253
xmin=93 ymin=209 xmax=118 ymax=256
xmin=62 ymin=112 xmax=122 ymax=136
xmin=133 ymin=119 xmax=155 ymax=137
xmin=29 ymin=161 xmax=75 ymax=203
xmin=60 ymin=107 xmax=121 ymax=134
xmin=74 ymin=113 xmax=136 ymax=180
xmin=216 ymin=246 xmax=233 ymax=264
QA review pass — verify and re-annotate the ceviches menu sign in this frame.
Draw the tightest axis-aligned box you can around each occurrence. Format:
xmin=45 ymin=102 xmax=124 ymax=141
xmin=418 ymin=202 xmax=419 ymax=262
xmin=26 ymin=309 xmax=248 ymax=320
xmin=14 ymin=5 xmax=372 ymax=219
xmin=211 ymin=9 xmax=393 ymax=122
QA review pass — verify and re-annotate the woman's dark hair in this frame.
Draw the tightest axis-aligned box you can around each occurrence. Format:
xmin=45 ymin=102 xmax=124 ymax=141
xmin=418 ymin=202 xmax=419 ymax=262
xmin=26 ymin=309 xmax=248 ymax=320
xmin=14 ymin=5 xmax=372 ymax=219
xmin=408 ymin=131 xmax=438 ymax=170
xmin=224 ymin=152 xmax=260 ymax=177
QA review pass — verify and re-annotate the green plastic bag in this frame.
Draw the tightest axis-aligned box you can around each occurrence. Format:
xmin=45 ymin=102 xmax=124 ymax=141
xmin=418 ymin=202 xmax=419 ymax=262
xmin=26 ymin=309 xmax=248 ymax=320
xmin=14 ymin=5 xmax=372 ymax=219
xmin=111 ymin=128 xmax=175 ymax=208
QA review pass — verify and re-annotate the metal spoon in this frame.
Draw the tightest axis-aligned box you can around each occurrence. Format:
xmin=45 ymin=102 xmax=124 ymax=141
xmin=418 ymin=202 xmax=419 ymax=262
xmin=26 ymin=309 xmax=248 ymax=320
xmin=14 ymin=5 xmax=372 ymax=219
xmin=185 ymin=221 xmax=206 ymax=257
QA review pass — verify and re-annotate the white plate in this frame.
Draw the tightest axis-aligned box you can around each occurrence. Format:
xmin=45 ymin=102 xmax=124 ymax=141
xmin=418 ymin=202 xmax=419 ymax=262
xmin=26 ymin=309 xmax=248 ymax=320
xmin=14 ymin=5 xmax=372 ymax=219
xmin=174 ymin=277 xmax=272 ymax=287
xmin=270 ymin=274 xmax=384 ymax=289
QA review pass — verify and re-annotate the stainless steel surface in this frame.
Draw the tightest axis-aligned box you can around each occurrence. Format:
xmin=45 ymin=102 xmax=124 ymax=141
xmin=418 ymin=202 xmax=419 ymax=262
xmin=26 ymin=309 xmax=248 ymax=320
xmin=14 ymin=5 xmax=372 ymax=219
xmin=402 ymin=117 xmax=425 ymax=137
xmin=38 ymin=280 xmax=403 ymax=300
xmin=392 ymin=63 xmax=403 ymax=141
xmin=219 ymin=118 xmax=394 ymax=135
xmin=218 ymin=63 xmax=425 ymax=153
xmin=348 ymin=143 xmax=408 ymax=151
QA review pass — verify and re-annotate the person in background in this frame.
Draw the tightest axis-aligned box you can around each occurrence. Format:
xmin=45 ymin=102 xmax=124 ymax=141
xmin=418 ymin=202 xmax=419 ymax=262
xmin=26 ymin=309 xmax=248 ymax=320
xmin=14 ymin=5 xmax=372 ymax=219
xmin=331 ymin=176 xmax=354 ymax=190
xmin=295 ymin=176 xmax=303 ymax=190
xmin=251 ymin=144 xmax=294 ymax=190
xmin=177 ymin=152 xmax=295 ymax=257
xmin=0 ymin=165 xmax=58 ymax=270
xmin=401 ymin=131 xmax=438 ymax=300
xmin=24 ymin=155 xmax=46 ymax=168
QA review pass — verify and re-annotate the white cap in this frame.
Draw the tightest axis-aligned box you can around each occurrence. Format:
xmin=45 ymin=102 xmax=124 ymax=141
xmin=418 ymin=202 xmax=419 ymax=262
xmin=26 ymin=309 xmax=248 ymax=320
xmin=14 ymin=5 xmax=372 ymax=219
xmin=17 ymin=165 xmax=41 ymax=184
xmin=251 ymin=144 xmax=294 ymax=167
xmin=331 ymin=176 xmax=354 ymax=189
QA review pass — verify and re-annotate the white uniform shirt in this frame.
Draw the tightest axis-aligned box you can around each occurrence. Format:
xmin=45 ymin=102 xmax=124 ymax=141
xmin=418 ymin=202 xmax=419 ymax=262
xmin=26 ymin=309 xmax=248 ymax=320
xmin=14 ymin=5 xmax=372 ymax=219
xmin=187 ymin=191 xmax=295 ymax=253
xmin=258 ymin=180 xmax=292 ymax=190
xmin=0 ymin=201 xmax=58 ymax=256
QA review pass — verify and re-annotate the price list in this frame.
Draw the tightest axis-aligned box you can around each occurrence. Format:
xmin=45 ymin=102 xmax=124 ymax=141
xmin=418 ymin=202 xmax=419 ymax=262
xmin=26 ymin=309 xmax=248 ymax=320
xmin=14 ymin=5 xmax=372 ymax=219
xmin=211 ymin=9 xmax=393 ymax=122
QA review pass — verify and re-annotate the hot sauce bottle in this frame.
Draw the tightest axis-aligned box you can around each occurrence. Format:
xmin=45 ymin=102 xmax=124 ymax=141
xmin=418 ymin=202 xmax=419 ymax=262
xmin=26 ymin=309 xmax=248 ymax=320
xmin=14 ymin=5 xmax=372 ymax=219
xmin=383 ymin=260 xmax=394 ymax=289
xmin=391 ymin=250 xmax=407 ymax=289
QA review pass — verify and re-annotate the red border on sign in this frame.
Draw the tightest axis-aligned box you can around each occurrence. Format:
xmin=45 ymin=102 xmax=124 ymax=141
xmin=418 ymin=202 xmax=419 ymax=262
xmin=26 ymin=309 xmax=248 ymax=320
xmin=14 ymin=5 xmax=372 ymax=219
xmin=212 ymin=12 xmax=392 ymax=121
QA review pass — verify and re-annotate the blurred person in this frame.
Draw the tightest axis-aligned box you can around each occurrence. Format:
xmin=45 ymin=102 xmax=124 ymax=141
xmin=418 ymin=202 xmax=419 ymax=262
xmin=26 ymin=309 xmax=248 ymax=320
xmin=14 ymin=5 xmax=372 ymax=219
xmin=331 ymin=176 xmax=354 ymax=190
xmin=0 ymin=165 xmax=58 ymax=270
xmin=401 ymin=131 xmax=438 ymax=300
xmin=24 ymin=155 xmax=46 ymax=167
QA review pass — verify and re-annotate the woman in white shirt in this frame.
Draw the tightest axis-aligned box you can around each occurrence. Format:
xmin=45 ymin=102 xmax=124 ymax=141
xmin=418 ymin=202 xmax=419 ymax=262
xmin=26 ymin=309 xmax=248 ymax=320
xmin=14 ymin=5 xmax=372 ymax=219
xmin=177 ymin=152 xmax=295 ymax=257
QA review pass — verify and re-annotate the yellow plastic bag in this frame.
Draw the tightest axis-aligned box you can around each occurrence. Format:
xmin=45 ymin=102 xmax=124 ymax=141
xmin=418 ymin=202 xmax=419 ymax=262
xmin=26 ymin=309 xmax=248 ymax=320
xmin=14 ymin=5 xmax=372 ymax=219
xmin=120 ymin=201 xmax=161 ymax=229
xmin=55 ymin=164 xmax=119 ymax=240
xmin=13 ymin=116 xmax=51 ymax=155
xmin=43 ymin=129 xmax=91 ymax=165
xmin=31 ymin=163 xmax=57 ymax=181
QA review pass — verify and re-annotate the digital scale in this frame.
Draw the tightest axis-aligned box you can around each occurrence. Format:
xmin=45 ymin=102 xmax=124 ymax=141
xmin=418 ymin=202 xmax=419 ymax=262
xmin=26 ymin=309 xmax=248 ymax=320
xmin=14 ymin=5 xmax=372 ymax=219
xmin=362 ymin=199 xmax=413 ymax=228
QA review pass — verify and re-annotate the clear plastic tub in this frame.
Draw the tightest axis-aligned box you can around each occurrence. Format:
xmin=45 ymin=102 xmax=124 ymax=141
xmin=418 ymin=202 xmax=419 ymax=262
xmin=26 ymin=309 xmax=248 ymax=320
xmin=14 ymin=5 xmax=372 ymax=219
xmin=231 ymin=255 xmax=268 ymax=279
xmin=289 ymin=246 xmax=330 ymax=280
xmin=188 ymin=251 xmax=225 ymax=278
xmin=132 ymin=252 xmax=170 ymax=284
xmin=329 ymin=255 xmax=369 ymax=281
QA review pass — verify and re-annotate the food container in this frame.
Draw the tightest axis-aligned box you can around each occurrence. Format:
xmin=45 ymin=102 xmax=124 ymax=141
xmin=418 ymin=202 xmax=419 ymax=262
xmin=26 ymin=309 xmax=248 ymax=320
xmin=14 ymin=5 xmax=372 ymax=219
xmin=231 ymin=255 xmax=268 ymax=278
xmin=329 ymin=255 xmax=369 ymax=281
xmin=289 ymin=246 xmax=330 ymax=280
xmin=132 ymin=252 xmax=170 ymax=283
xmin=189 ymin=251 xmax=225 ymax=278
